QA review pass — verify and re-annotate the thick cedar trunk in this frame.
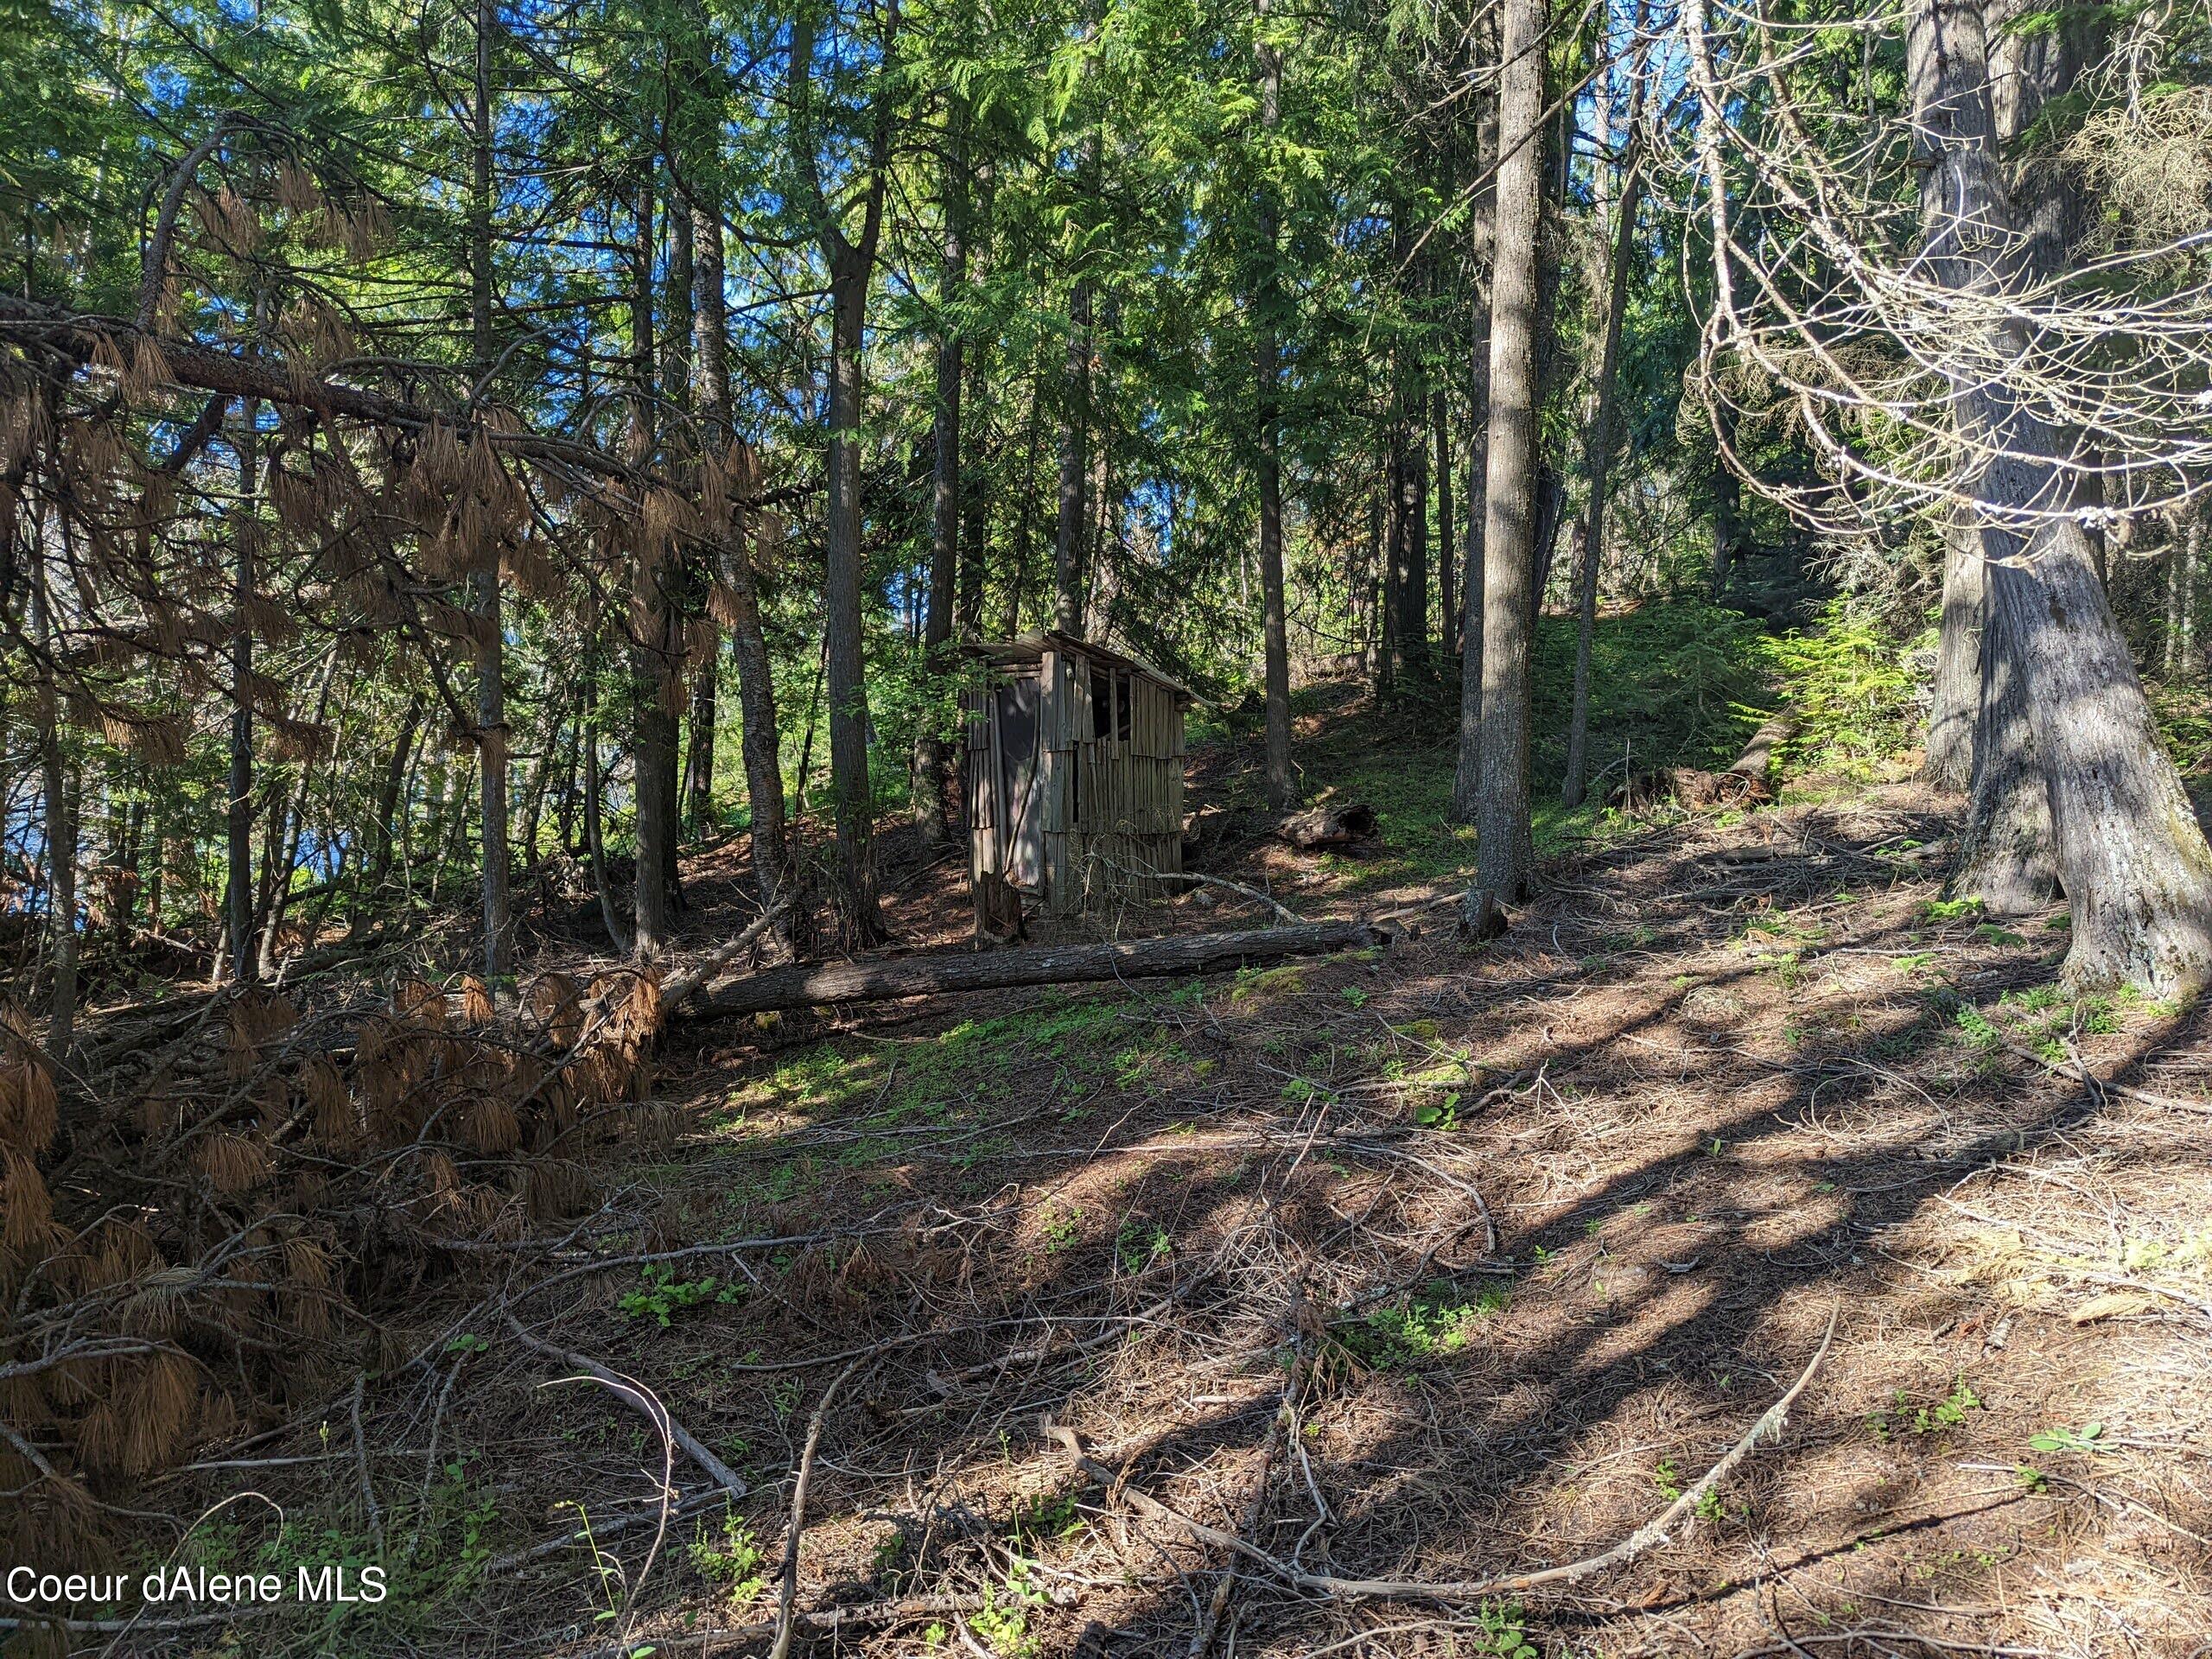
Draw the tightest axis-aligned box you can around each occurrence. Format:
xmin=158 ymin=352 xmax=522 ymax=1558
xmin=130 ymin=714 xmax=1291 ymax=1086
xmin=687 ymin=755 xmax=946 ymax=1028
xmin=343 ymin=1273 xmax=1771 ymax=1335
xmin=1911 ymin=0 xmax=2212 ymax=992
xmin=1563 ymin=152 xmax=1643 ymax=810
xmin=1954 ymin=582 xmax=2056 ymax=912
xmin=1923 ymin=513 xmax=1981 ymax=791
xmin=1468 ymin=0 xmax=1545 ymax=899
xmin=1450 ymin=82 xmax=1498 ymax=823
xmin=1255 ymin=0 xmax=1295 ymax=810
xmin=1921 ymin=0 xmax=2098 ymax=781
xmin=687 ymin=921 xmax=1383 ymax=1022
xmin=470 ymin=0 xmax=512 ymax=983
xmin=914 ymin=100 xmax=968 ymax=849
xmin=691 ymin=200 xmax=791 ymax=919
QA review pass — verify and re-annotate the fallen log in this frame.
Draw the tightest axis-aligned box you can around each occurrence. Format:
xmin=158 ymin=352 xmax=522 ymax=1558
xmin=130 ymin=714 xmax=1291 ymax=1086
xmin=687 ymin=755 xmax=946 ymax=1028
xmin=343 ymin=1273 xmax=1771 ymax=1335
xmin=1606 ymin=713 xmax=1800 ymax=814
xmin=683 ymin=921 xmax=1385 ymax=1023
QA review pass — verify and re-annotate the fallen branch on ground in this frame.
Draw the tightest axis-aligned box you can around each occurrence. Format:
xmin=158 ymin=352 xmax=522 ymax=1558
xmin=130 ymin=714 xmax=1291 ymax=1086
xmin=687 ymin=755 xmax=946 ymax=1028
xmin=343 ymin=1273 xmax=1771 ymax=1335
xmin=1997 ymin=1032 xmax=2212 ymax=1116
xmin=657 ymin=897 xmax=791 ymax=1010
xmin=1165 ymin=870 xmax=1305 ymax=925
xmin=504 ymin=1315 xmax=748 ymax=1499
xmin=1045 ymin=1304 xmax=1837 ymax=1605
xmin=768 ymin=1359 xmax=861 ymax=1659
xmin=682 ymin=921 xmax=1386 ymax=1023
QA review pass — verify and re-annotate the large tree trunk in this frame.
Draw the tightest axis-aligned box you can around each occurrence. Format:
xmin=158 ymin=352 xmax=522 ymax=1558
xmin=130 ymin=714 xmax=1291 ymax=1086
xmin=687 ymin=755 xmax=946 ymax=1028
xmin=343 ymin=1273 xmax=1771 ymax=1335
xmin=1912 ymin=0 xmax=2212 ymax=994
xmin=1563 ymin=149 xmax=1643 ymax=810
xmin=687 ymin=921 xmax=1383 ymax=1022
xmin=1450 ymin=73 xmax=1499 ymax=823
xmin=1954 ymin=581 xmax=2056 ymax=912
xmin=1255 ymin=0 xmax=1296 ymax=810
xmin=914 ymin=99 xmax=968 ymax=849
xmin=1923 ymin=512 xmax=1981 ymax=791
xmin=1467 ymin=0 xmax=1545 ymax=899
xmin=1921 ymin=0 xmax=2098 ymax=783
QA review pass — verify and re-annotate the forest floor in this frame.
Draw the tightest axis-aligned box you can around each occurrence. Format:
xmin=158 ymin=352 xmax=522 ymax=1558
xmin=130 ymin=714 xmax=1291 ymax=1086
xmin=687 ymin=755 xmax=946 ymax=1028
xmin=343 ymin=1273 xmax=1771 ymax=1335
xmin=92 ymin=684 xmax=2212 ymax=1659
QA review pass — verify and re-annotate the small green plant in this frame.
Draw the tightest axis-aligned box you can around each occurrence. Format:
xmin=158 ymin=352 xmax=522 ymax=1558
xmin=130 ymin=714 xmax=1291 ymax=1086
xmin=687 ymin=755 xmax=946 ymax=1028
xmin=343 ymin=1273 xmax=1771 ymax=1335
xmin=559 ymin=1500 xmax=622 ymax=1624
xmin=1653 ymin=1458 xmax=1684 ymax=1500
xmin=1039 ymin=1204 xmax=1082 ymax=1254
xmin=870 ymin=1529 xmax=912 ymax=1589
xmin=1414 ymin=1090 xmax=1463 ymax=1130
xmin=1694 ymin=1485 xmax=1727 ymax=1522
xmin=1955 ymin=1005 xmax=2003 ymax=1053
xmin=1114 ymin=1215 xmax=1171 ymax=1274
xmin=688 ymin=1511 xmax=767 ymax=1603
xmin=620 ymin=1262 xmax=742 ymax=1326
xmin=1920 ymin=896 xmax=1985 ymax=924
xmin=1872 ymin=1377 xmax=1983 ymax=1440
xmin=1341 ymin=1281 xmax=1509 ymax=1369
xmin=1340 ymin=984 xmax=1369 ymax=1007
xmin=1011 ymin=1491 xmax=1084 ymax=1546
xmin=1471 ymin=1599 xmax=1540 ymax=1659
xmin=2027 ymin=1421 xmax=2106 ymax=1455
xmin=1972 ymin=922 xmax=2027 ymax=947
xmin=969 ymin=1560 xmax=1048 ymax=1656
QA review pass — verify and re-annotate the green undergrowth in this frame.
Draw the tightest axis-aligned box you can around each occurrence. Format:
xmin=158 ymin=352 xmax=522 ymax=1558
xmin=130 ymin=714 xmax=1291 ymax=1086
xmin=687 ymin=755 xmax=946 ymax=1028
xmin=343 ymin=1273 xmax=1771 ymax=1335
xmin=715 ymin=988 xmax=1197 ymax=1135
xmin=1336 ymin=1278 xmax=1512 ymax=1369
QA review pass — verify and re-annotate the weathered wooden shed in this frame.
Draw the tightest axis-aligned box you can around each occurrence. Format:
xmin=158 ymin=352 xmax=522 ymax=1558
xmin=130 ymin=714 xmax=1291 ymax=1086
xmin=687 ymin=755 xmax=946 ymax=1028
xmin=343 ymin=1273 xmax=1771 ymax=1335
xmin=962 ymin=632 xmax=1192 ymax=923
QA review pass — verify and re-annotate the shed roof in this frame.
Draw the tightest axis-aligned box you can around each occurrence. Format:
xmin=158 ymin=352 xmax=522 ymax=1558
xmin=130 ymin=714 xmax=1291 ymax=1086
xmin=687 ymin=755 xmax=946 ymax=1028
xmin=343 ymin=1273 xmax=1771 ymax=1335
xmin=962 ymin=630 xmax=1199 ymax=706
